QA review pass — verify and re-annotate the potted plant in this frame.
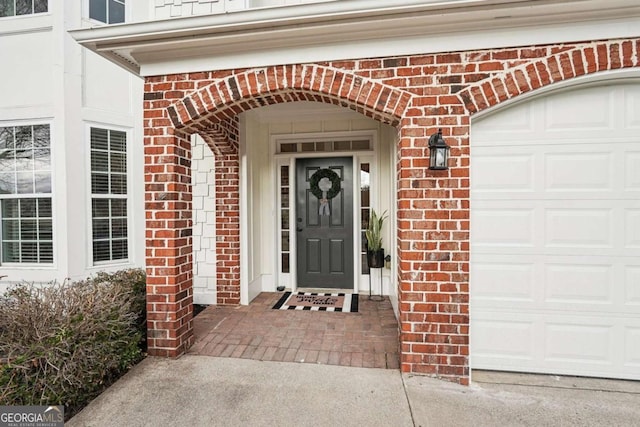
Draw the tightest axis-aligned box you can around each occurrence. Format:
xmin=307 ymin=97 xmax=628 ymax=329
xmin=365 ymin=209 xmax=388 ymax=268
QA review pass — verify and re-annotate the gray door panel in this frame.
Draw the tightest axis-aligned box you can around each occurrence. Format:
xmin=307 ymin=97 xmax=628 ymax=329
xmin=296 ymin=157 xmax=353 ymax=289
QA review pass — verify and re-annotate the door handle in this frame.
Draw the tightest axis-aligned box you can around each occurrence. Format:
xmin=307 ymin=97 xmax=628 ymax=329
xmin=297 ymin=227 xmax=303 ymax=232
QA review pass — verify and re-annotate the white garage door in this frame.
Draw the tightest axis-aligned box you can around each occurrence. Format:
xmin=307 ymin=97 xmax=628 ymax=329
xmin=470 ymin=81 xmax=640 ymax=380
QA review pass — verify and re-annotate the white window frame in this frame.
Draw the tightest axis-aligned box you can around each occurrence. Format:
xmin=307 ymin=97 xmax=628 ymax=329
xmin=0 ymin=121 xmax=54 ymax=266
xmin=272 ymin=130 xmax=378 ymax=294
xmin=86 ymin=123 xmax=131 ymax=266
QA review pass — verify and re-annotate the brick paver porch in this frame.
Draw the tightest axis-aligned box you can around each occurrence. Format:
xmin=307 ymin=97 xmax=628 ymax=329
xmin=189 ymin=292 xmax=400 ymax=369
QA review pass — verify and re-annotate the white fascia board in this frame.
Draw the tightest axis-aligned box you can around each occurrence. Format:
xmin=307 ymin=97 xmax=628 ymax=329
xmin=139 ymin=16 xmax=640 ymax=76
xmin=69 ymin=0 xmax=640 ymax=76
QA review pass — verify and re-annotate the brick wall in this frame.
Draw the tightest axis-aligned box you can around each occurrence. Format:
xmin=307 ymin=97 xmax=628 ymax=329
xmin=143 ymin=37 xmax=640 ymax=383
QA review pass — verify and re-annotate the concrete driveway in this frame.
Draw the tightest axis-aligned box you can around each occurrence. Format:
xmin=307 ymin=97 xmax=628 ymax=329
xmin=68 ymin=355 xmax=640 ymax=427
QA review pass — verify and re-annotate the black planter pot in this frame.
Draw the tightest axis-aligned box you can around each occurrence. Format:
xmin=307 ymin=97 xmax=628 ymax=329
xmin=367 ymin=249 xmax=385 ymax=268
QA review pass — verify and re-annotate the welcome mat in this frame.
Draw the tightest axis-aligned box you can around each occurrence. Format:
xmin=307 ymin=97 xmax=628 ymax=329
xmin=272 ymin=292 xmax=359 ymax=313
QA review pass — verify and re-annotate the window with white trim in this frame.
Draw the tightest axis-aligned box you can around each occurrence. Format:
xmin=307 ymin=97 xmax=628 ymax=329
xmin=89 ymin=0 xmax=124 ymax=24
xmin=90 ymin=127 xmax=128 ymax=263
xmin=0 ymin=124 xmax=53 ymax=264
xmin=0 ymin=0 xmax=47 ymax=17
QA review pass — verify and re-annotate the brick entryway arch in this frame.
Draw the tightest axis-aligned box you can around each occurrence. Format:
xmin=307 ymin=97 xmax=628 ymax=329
xmin=143 ymin=37 xmax=639 ymax=384
xmin=144 ymin=64 xmax=414 ymax=358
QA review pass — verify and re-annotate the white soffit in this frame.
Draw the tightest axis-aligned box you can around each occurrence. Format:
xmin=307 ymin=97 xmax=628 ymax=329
xmin=69 ymin=0 xmax=640 ymax=76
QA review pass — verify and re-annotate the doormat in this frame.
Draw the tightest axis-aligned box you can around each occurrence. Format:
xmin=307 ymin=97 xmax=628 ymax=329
xmin=272 ymin=292 xmax=359 ymax=313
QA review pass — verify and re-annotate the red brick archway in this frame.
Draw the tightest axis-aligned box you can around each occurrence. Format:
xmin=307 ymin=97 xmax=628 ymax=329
xmin=143 ymin=37 xmax=639 ymax=383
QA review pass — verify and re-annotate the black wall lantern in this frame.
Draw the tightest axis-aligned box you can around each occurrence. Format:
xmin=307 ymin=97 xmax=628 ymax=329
xmin=428 ymin=128 xmax=450 ymax=170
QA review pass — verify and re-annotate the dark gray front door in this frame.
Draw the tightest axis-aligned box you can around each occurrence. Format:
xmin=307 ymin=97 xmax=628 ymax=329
xmin=296 ymin=157 xmax=353 ymax=289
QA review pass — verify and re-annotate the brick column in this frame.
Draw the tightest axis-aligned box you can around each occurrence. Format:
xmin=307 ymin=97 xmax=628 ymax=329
xmin=214 ymin=153 xmax=240 ymax=305
xmin=144 ymin=129 xmax=194 ymax=357
xmin=396 ymin=115 xmax=470 ymax=385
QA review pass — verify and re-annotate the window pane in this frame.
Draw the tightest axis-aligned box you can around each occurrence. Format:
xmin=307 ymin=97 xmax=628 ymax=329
xmin=352 ymin=140 xmax=370 ymax=150
xmin=0 ymin=127 xmax=13 ymax=150
xmin=89 ymin=0 xmax=106 ymax=22
xmin=334 ymin=141 xmax=350 ymax=151
xmin=110 ymin=130 xmax=126 ymax=152
xmin=20 ymin=219 xmax=37 ymax=240
xmin=91 ymin=150 xmax=109 ymax=172
xmin=110 ymin=152 xmax=126 ymax=173
xmin=34 ymin=172 xmax=51 ymax=193
xmin=91 ymin=173 xmax=109 ymax=194
xmin=21 ymin=242 xmax=37 ymax=263
xmin=37 ymin=198 xmax=51 ymax=217
xmin=112 ymin=218 xmax=127 ymax=239
xmin=0 ymin=173 xmax=16 ymax=194
xmin=0 ymin=0 xmax=15 ymax=17
xmin=93 ymin=240 xmax=110 ymax=262
xmin=2 ymin=220 xmax=19 ymax=240
xmin=280 ymin=166 xmax=289 ymax=185
xmin=91 ymin=128 xmax=109 ymax=150
xmin=16 ymin=172 xmax=34 ymax=194
xmin=111 ymin=239 xmax=127 ymax=260
xmin=20 ymin=199 xmax=36 ymax=217
xmin=34 ymin=148 xmax=50 ymax=168
xmin=110 ymin=199 xmax=126 ymax=217
xmin=15 ymin=126 xmax=33 ymax=149
xmin=110 ymin=174 xmax=126 ymax=194
xmin=92 ymin=199 xmax=110 ymax=217
xmin=2 ymin=199 xmax=18 ymax=218
xmin=92 ymin=218 xmax=110 ymax=240
xmin=2 ymin=242 xmax=19 ymax=263
xmin=38 ymin=219 xmax=52 ymax=240
xmin=39 ymin=241 xmax=53 ymax=263
xmin=108 ymin=0 xmax=125 ymax=24
xmin=15 ymin=0 xmax=32 ymax=15
xmin=34 ymin=0 xmax=47 ymax=13
xmin=280 ymin=143 xmax=296 ymax=153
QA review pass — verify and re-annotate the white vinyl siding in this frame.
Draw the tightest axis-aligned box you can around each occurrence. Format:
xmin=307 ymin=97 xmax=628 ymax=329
xmin=90 ymin=127 xmax=128 ymax=263
xmin=0 ymin=124 xmax=53 ymax=264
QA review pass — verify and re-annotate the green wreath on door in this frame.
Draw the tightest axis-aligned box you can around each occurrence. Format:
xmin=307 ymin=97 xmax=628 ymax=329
xmin=309 ymin=168 xmax=341 ymax=200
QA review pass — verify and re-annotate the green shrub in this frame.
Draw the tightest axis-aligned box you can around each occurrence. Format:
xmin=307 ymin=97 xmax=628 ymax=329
xmin=0 ymin=269 xmax=146 ymax=417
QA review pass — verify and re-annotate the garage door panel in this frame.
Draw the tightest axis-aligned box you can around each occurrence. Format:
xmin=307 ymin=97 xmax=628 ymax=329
xmin=472 ymin=312 xmax=640 ymax=379
xmin=471 ymin=81 xmax=640 ymax=380
xmin=472 ymin=208 xmax=535 ymax=248
xmin=471 ymin=317 xmax=535 ymax=361
xmin=625 ymin=209 xmax=640 ymax=248
xmin=625 ymin=266 xmax=640 ymax=305
xmin=625 ymin=85 xmax=640 ymax=128
xmin=544 ymin=323 xmax=612 ymax=364
xmin=471 ymin=262 xmax=535 ymax=302
xmin=545 ymin=151 xmax=613 ymax=191
xmin=473 ymin=254 xmax=636 ymax=314
xmin=545 ymin=86 xmax=614 ymax=131
xmin=472 ymin=102 xmax=534 ymax=139
xmin=544 ymin=264 xmax=613 ymax=305
xmin=545 ymin=208 xmax=612 ymax=248
xmin=626 ymin=152 xmax=640 ymax=190
xmin=471 ymin=154 xmax=534 ymax=192
xmin=625 ymin=327 xmax=640 ymax=368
